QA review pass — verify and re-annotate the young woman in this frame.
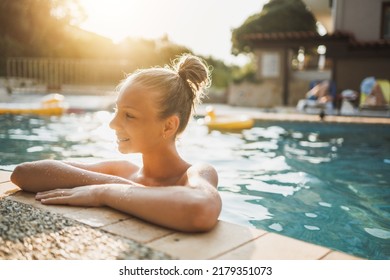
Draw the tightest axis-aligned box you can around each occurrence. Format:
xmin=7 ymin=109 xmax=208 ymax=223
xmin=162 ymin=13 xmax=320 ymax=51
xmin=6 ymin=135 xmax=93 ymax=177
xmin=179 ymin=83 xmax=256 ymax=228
xmin=11 ymin=54 xmax=222 ymax=232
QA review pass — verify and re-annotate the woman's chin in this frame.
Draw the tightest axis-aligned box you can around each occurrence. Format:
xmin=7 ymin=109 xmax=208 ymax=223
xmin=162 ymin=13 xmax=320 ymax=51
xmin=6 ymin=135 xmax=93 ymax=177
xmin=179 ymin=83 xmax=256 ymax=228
xmin=116 ymin=144 xmax=132 ymax=154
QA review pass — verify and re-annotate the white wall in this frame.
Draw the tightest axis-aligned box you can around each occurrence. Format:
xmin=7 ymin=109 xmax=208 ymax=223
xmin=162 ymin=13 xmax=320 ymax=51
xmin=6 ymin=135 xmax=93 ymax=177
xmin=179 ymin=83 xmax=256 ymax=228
xmin=333 ymin=0 xmax=383 ymax=41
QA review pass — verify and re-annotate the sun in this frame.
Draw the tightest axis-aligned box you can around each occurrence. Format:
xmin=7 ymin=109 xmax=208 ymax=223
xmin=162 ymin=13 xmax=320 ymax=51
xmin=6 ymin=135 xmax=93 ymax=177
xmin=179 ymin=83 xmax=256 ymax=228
xmin=78 ymin=0 xmax=133 ymax=42
xmin=78 ymin=0 xmax=173 ymax=43
xmin=76 ymin=0 xmax=267 ymax=65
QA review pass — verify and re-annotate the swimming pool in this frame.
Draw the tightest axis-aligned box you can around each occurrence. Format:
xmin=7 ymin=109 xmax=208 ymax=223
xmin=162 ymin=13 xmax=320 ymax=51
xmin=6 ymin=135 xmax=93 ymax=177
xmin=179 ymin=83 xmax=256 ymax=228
xmin=0 ymin=112 xmax=389 ymax=259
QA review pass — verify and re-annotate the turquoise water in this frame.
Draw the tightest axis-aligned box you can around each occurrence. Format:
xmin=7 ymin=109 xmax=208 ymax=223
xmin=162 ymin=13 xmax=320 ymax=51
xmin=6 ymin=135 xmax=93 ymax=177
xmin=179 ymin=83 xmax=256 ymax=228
xmin=0 ymin=113 xmax=389 ymax=259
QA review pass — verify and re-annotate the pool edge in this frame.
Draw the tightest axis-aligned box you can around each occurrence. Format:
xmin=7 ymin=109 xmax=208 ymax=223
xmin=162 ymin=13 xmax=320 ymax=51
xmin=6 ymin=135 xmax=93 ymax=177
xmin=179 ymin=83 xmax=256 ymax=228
xmin=0 ymin=170 xmax=365 ymax=260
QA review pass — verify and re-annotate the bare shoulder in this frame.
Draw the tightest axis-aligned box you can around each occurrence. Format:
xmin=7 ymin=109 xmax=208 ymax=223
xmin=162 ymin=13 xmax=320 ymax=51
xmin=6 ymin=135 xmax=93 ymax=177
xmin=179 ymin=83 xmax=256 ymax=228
xmin=184 ymin=163 xmax=218 ymax=188
xmin=103 ymin=160 xmax=139 ymax=176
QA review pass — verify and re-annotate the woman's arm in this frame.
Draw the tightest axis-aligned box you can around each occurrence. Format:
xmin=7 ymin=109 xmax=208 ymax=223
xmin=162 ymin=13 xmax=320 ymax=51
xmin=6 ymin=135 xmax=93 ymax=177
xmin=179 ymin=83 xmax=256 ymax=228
xmin=35 ymin=164 xmax=222 ymax=232
xmin=63 ymin=160 xmax=138 ymax=178
xmin=103 ymin=163 xmax=221 ymax=232
xmin=11 ymin=159 xmax=135 ymax=193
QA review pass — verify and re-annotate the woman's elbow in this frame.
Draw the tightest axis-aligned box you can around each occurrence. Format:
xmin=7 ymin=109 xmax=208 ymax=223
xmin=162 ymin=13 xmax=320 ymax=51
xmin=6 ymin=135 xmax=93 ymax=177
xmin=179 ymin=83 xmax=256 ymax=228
xmin=11 ymin=164 xmax=25 ymax=186
xmin=188 ymin=195 xmax=222 ymax=232
xmin=11 ymin=162 xmax=36 ymax=191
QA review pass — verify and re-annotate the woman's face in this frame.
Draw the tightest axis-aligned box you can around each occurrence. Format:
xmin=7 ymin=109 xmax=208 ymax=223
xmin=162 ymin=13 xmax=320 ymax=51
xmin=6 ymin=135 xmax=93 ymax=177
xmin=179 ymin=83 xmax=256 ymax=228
xmin=109 ymin=83 xmax=166 ymax=154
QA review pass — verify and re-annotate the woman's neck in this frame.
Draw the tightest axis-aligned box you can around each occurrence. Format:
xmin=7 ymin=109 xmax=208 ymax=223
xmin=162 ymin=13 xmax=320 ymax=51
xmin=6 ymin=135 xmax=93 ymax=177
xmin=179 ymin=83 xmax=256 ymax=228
xmin=139 ymin=144 xmax=190 ymax=183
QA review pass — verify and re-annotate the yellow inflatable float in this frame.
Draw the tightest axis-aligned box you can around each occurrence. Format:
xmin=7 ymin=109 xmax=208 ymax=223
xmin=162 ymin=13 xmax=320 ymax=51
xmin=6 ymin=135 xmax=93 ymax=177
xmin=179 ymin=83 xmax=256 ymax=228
xmin=200 ymin=106 xmax=254 ymax=130
xmin=0 ymin=93 xmax=67 ymax=116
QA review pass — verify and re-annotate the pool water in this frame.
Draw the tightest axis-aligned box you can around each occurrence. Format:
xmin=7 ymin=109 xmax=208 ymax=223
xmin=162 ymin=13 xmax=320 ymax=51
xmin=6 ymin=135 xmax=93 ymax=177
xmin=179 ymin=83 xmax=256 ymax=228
xmin=1 ymin=113 xmax=389 ymax=259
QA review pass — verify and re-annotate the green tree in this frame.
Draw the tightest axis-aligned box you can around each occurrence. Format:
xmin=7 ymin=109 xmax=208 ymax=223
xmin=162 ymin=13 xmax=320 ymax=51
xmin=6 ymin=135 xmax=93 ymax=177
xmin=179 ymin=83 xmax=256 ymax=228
xmin=231 ymin=0 xmax=318 ymax=54
xmin=203 ymin=56 xmax=234 ymax=89
xmin=231 ymin=61 xmax=258 ymax=84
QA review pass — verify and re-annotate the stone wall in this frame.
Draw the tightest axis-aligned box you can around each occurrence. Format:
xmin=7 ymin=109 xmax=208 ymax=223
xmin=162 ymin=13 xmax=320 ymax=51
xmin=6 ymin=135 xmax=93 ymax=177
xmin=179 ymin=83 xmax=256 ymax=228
xmin=227 ymin=81 xmax=282 ymax=108
xmin=227 ymin=69 xmax=331 ymax=108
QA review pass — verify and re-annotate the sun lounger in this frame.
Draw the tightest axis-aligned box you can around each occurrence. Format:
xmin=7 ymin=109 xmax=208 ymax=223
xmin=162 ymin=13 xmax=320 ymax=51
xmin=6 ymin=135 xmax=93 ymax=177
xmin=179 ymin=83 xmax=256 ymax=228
xmin=359 ymin=78 xmax=390 ymax=112
xmin=296 ymin=80 xmax=335 ymax=114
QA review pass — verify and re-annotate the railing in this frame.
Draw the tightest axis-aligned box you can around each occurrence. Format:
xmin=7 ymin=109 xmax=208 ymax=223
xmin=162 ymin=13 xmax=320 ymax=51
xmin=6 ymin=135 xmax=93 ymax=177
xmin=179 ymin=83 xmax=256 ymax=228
xmin=5 ymin=57 xmax=136 ymax=92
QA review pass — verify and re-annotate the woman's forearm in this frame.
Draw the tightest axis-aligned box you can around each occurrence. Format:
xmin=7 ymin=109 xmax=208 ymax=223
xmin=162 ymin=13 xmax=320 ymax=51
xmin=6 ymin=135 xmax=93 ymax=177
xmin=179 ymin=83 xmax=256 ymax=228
xmin=101 ymin=184 xmax=221 ymax=232
xmin=11 ymin=160 xmax=132 ymax=192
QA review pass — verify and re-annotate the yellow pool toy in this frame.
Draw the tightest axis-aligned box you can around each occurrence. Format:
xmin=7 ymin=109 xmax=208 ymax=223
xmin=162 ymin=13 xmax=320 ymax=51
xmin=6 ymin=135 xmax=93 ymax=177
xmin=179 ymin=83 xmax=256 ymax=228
xmin=0 ymin=94 xmax=67 ymax=116
xmin=200 ymin=106 xmax=254 ymax=130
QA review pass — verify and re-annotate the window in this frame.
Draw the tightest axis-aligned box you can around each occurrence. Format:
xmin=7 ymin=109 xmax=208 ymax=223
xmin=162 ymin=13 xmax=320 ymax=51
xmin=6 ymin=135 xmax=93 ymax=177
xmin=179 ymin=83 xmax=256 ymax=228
xmin=381 ymin=2 xmax=390 ymax=39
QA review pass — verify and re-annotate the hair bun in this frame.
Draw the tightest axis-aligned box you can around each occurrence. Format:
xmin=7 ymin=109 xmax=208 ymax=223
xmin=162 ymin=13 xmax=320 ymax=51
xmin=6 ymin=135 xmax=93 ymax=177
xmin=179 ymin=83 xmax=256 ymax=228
xmin=178 ymin=69 xmax=187 ymax=81
xmin=175 ymin=54 xmax=211 ymax=103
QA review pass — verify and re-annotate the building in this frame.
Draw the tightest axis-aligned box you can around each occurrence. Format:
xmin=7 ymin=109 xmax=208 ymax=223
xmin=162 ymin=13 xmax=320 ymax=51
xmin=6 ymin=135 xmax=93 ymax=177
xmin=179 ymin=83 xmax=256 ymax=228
xmin=228 ymin=0 xmax=390 ymax=109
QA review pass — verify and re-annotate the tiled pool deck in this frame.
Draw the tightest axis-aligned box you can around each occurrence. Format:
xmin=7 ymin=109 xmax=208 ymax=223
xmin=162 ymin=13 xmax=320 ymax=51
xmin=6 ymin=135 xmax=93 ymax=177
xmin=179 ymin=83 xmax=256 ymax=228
xmin=2 ymin=108 xmax=387 ymax=260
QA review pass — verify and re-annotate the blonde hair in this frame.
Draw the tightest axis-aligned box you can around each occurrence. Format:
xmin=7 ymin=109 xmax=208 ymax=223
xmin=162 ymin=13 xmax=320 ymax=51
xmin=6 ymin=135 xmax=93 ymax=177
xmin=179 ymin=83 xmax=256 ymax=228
xmin=118 ymin=54 xmax=211 ymax=134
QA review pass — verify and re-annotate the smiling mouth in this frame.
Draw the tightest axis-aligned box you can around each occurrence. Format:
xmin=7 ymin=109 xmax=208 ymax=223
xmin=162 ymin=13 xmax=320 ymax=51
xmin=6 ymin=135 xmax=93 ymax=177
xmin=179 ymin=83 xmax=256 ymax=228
xmin=117 ymin=138 xmax=130 ymax=142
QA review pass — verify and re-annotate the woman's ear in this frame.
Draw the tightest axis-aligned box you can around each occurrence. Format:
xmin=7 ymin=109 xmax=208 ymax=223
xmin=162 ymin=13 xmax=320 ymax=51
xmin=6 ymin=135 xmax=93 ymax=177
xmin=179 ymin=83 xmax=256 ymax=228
xmin=163 ymin=115 xmax=180 ymax=139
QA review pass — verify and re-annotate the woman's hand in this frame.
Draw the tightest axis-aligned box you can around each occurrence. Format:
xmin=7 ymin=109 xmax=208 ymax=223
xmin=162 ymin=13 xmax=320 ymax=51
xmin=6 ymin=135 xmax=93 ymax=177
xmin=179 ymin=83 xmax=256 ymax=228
xmin=35 ymin=185 xmax=106 ymax=207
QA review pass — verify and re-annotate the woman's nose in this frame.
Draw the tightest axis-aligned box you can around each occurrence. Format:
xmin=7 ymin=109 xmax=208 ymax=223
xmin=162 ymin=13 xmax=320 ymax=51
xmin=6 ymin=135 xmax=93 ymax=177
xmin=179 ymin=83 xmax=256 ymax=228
xmin=109 ymin=114 xmax=118 ymax=130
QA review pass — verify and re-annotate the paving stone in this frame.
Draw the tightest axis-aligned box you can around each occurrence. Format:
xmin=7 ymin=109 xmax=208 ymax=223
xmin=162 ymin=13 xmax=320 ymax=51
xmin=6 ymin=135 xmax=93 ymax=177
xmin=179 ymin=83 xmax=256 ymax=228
xmin=64 ymin=206 xmax=131 ymax=228
xmin=0 ymin=182 xmax=20 ymax=198
xmin=0 ymin=199 xmax=171 ymax=260
xmin=148 ymin=221 xmax=267 ymax=259
xmin=0 ymin=171 xmax=11 ymax=183
xmin=102 ymin=218 xmax=173 ymax=243
xmin=321 ymin=251 xmax=364 ymax=260
xmin=217 ymin=233 xmax=331 ymax=260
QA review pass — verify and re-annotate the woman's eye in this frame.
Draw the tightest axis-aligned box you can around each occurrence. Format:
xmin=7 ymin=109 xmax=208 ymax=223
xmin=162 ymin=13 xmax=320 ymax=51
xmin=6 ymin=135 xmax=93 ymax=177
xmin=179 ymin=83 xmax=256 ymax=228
xmin=126 ymin=113 xmax=134 ymax=119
